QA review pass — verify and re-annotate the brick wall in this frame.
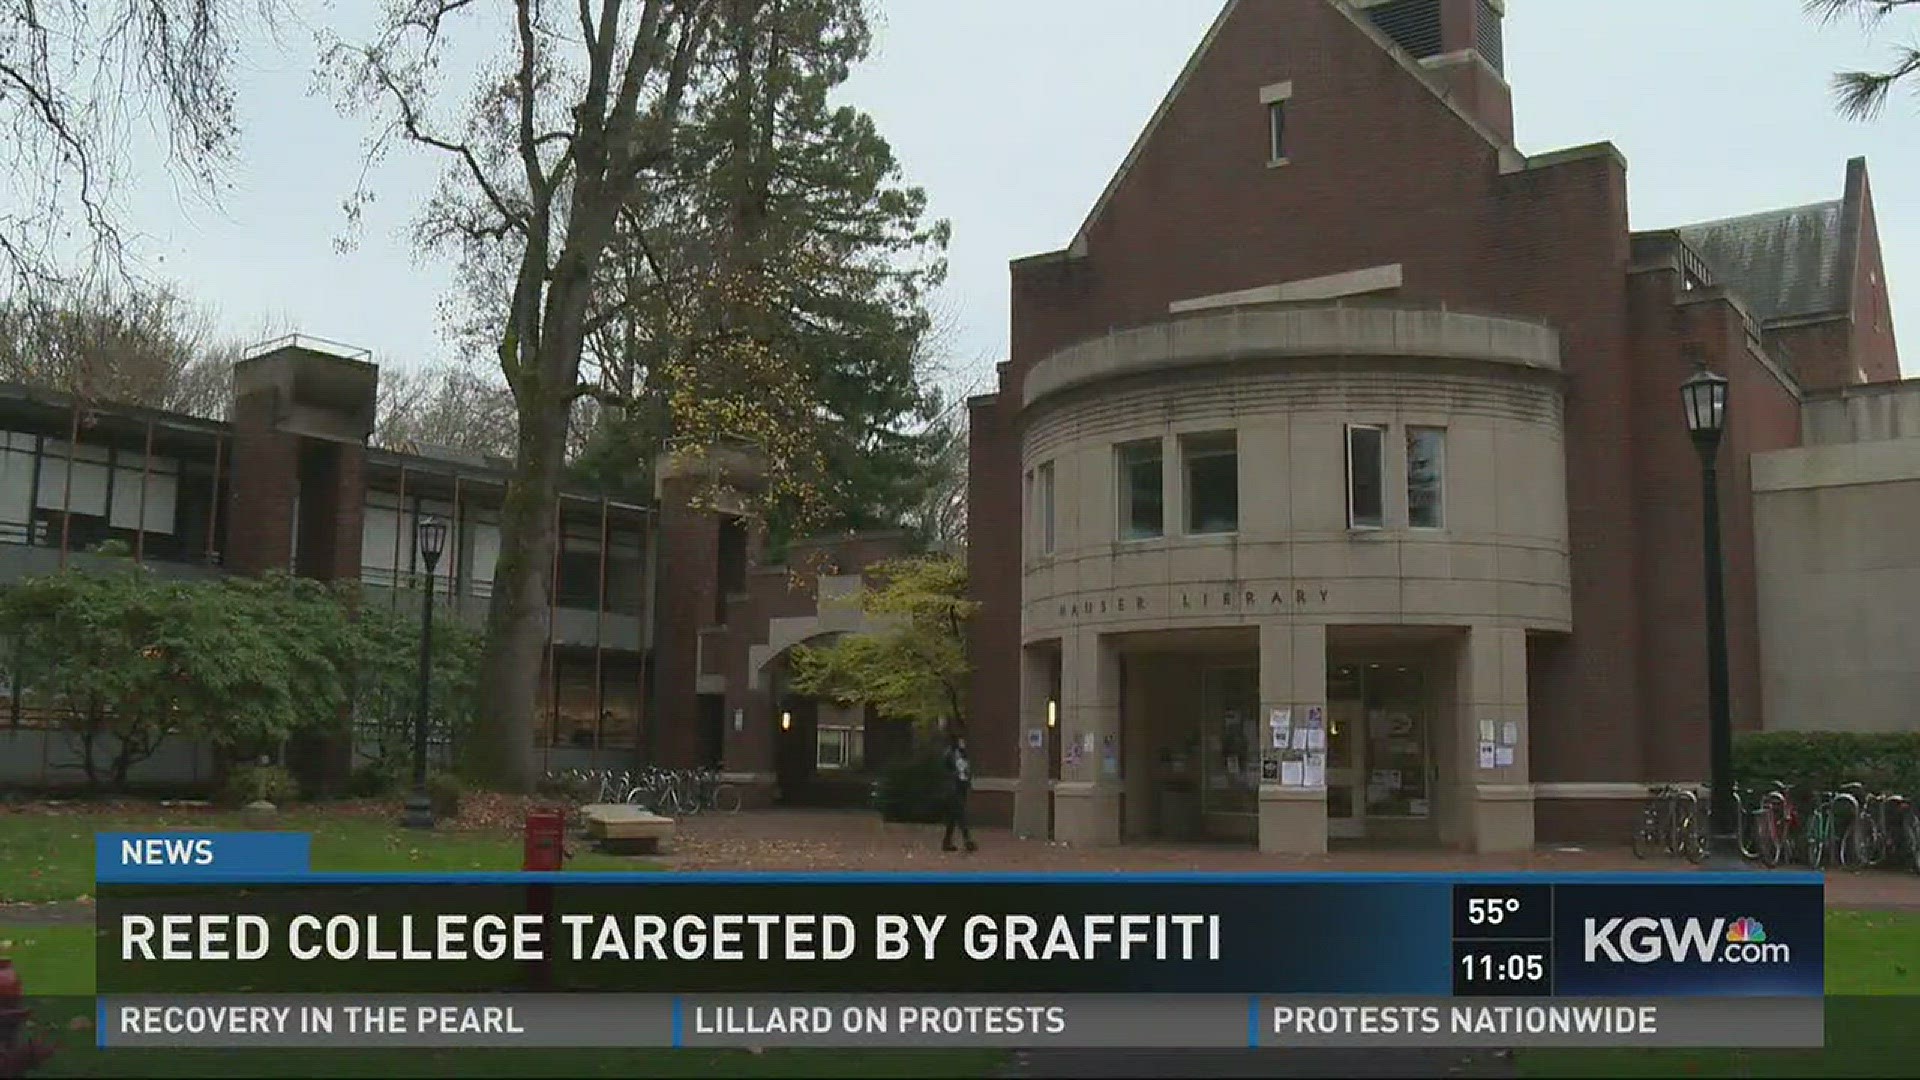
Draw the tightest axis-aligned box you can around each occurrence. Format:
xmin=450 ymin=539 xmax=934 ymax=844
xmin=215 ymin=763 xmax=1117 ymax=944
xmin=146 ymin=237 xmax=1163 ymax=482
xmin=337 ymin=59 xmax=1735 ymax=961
xmin=1848 ymin=163 xmax=1901 ymax=382
xmin=651 ymin=474 xmax=722 ymax=767
xmin=976 ymin=0 xmax=1642 ymax=794
xmin=226 ymin=387 xmax=298 ymax=574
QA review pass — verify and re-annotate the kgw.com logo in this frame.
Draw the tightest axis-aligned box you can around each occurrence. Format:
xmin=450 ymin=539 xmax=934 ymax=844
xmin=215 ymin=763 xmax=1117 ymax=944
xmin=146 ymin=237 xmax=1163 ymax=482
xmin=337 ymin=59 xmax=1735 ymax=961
xmin=1583 ymin=916 xmax=1789 ymax=964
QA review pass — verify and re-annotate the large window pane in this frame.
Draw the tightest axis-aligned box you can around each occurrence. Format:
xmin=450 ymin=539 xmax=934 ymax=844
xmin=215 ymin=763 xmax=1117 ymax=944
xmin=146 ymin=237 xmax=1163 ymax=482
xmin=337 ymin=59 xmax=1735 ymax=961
xmin=109 ymin=454 xmax=180 ymax=535
xmin=465 ymin=514 xmax=502 ymax=599
xmin=36 ymin=441 xmax=108 ymax=516
xmin=1407 ymin=427 xmax=1445 ymax=529
xmin=1117 ymin=440 xmax=1163 ymax=540
xmin=1183 ymin=433 xmax=1238 ymax=534
xmin=361 ymin=499 xmax=403 ymax=586
xmin=1346 ymin=425 xmax=1384 ymax=529
xmin=0 ymin=441 xmax=35 ymax=541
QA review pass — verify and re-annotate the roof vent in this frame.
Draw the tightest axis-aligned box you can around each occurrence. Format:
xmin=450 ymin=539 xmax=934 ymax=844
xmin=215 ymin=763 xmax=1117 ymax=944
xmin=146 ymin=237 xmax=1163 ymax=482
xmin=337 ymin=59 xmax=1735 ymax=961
xmin=1475 ymin=0 xmax=1504 ymax=74
xmin=1366 ymin=0 xmax=1444 ymax=60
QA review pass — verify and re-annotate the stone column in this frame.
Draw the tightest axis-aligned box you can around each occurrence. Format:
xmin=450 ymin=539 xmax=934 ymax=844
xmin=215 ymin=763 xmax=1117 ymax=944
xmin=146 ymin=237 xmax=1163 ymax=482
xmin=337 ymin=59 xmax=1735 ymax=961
xmin=1053 ymin=630 xmax=1121 ymax=846
xmin=1258 ymin=622 xmax=1328 ymax=854
xmin=1013 ymin=644 xmax=1055 ymax=839
xmin=1457 ymin=624 xmax=1534 ymax=852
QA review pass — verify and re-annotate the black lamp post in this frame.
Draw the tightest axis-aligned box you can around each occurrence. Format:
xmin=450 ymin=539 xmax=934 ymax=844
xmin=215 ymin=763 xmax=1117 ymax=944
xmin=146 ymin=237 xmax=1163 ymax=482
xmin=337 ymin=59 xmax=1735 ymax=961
xmin=403 ymin=515 xmax=449 ymax=830
xmin=1681 ymin=368 xmax=1739 ymax=865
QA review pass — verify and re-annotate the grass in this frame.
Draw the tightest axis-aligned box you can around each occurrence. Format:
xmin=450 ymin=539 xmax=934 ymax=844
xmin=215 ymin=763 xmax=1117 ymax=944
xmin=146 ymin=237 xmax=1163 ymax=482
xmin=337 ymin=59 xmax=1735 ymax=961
xmin=0 ymin=806 xmax=644 ymax=903
xmin=1517 ymin=911 xmax=1919 ymax=1078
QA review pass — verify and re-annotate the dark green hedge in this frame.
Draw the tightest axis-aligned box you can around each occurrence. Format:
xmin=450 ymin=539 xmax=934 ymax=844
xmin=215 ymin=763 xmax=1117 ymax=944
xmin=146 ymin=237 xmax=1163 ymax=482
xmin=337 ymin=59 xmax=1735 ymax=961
xmin=1734 ymin=732 xmax=1920 ymax=796
xmin=872 ymin=749 xmax=951 ymax=823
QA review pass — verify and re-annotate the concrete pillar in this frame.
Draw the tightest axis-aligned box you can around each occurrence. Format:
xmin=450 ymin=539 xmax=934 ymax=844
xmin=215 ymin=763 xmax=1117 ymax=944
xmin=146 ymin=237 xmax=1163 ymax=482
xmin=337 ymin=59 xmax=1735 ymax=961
xmin=1457 ymin=624 xmax=1534 ymax=852
xmin=1013 ymin=645 xmax=1054 ymax=839
xmin=1258 ymin=622 xmax=1328 ymax=854
xmin=1053 ymin=630 xmax=1121 ymax=846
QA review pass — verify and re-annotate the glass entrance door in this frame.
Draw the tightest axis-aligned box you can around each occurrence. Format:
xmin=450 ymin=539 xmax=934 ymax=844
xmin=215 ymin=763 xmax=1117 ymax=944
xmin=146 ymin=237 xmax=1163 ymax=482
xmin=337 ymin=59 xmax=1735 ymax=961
xmin=1198 ymin=666 xmax=1260 ymax=828
xmin=1326 ymin=660 xmax=1433 ymax=840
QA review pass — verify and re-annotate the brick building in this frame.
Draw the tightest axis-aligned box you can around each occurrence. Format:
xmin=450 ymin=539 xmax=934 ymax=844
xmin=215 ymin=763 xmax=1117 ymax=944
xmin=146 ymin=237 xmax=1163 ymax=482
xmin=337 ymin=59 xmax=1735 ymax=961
xmin=964 ymin=0 xmax=1907 ymax=851
xmin=0 ymin=338 xmax=911 ymax=799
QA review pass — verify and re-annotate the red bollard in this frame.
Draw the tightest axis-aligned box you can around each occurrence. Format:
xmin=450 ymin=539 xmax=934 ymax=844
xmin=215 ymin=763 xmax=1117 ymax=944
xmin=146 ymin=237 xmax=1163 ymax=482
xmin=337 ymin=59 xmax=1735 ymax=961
xmin=523 ymin=809 xmax=568 ymax=991
xmin=0 ymin=957 xmax=53 ymax=1078
xmin=523 ymin=809 xmax=567 ymax=872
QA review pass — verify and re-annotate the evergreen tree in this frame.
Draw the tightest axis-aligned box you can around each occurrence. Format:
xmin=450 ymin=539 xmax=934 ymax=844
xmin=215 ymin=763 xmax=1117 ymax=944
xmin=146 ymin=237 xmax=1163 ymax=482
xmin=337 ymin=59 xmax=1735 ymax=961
xmin=579 ymin=0 xmax=951 ymax=546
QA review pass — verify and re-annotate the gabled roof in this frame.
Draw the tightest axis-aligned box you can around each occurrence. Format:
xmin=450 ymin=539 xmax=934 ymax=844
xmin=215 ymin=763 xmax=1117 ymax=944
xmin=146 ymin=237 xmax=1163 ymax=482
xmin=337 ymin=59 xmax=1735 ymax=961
xmin=1664 ymin=157 xmax=1874 ymax=328
xmin=1675 ymin=201 xmax=1848 ymax=323
xmin=1052 ymin=0 xmax=1521 ymax=261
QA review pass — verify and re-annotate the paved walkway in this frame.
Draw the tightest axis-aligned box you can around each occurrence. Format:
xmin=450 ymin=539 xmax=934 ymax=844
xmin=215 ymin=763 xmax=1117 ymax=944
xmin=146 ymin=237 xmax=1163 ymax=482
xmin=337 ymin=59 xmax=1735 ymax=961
xmin=6 ymin=809 xmax=1915 ymax=927
xmin=659 ymin=809 xmax=1920 ymax=910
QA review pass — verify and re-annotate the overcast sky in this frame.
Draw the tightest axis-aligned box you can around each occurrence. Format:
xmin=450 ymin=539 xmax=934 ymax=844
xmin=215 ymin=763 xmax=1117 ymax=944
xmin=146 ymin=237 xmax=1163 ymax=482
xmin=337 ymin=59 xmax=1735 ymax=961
xmin=111 ymin=0 xmax=1920 ymax=394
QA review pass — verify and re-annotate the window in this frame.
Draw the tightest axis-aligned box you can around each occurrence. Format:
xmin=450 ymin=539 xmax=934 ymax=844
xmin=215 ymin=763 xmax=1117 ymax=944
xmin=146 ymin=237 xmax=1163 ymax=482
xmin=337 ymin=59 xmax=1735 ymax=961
xmin=1259 ymin=81 xmax=1292 ymax=164
xmin=817 ymin=725 xmax=863 ymax=770
xmin=0 ymin=433 xmax=36 ymax=544
xmin=35 ymin=441 xmax=109 ymax=517
xmin=1345 ymin=425 xmax=1386 ymax=529
xmin=1116 ymin=440 xmax=1163 ymax=541
xmin=1407 ymin=428 xmax=1445 ymax=529
xmin=1182 ymin=433 xmax=1238 ymax=534
xmin=1038 ymin=461 xmax=1056 ymax=554
xmin=467 ymin=513 xmax=502 ymax=599
xmin=108 ymin=452 xmax=179 ymax=535
xmin=360 ymin=490 xmax=456 ymax=590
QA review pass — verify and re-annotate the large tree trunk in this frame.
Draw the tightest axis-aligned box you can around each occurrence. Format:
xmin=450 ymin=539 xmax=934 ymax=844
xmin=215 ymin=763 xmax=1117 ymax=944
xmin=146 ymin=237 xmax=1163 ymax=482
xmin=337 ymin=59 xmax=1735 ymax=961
xmin=468 ymin=394 xmax=568 ymax=792
xmin=468 ymin=229 xmax=610 ymax=792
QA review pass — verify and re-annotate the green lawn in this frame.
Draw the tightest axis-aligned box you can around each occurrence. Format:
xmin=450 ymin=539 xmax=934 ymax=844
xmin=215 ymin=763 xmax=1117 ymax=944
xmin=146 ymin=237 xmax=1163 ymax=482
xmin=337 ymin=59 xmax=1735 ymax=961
xmin=1517 ymin=911 xmax=1919 ymax=1078
xmin=0 ymin=807 xmax=644 ymax=904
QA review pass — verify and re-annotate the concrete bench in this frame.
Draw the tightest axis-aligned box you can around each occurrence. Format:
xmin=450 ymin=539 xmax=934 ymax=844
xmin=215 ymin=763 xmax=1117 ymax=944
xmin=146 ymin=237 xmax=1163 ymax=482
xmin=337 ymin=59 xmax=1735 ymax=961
xmin=581 ymin=804 xmax=675 ymax=855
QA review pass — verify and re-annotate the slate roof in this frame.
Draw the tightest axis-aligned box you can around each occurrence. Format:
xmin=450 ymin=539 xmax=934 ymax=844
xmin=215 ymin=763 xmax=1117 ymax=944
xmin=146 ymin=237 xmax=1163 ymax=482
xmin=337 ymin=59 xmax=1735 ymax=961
xmin=1675 ymin=200 xmax=1850 ymax=323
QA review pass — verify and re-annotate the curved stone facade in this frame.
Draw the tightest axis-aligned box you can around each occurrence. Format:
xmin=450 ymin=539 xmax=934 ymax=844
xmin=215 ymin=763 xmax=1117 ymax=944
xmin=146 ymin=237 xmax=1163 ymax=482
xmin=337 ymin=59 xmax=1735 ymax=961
xmin=1018 ymin=304 xmax=1572 ymax=642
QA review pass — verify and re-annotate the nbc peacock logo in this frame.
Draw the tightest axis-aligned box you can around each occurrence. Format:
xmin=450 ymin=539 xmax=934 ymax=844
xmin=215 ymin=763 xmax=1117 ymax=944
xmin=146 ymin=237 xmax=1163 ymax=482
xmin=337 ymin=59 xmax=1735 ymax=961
xmin=1726 ymin=917 xmax=1767 ymax=945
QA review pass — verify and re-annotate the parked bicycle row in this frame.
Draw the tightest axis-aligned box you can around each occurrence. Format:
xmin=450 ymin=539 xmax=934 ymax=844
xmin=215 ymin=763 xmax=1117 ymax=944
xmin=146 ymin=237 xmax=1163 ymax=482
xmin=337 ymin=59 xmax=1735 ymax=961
xmin=1632 ymin=781 xmax=1920 ymax=872
xmin=540 ymin=765 xmax=742 ymax=817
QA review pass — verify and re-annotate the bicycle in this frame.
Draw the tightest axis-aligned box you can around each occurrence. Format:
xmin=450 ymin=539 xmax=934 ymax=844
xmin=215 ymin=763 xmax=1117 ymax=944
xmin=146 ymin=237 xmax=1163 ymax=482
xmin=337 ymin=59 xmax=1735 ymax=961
xmin=694 ymin=766 xmax=742 ymax=813
xmin=1756 ymin=780 xmax=1803 ymax=868
xmin=1904 ymin=800 xmax=1920 ymax=875
xmin=1802 ymin=788 xmax=1860 ymax=870
xmin=1846 ymin=790 xmax=1899 ymax=868
xmin=1633 ymin=785 xmax=1705 ymax=862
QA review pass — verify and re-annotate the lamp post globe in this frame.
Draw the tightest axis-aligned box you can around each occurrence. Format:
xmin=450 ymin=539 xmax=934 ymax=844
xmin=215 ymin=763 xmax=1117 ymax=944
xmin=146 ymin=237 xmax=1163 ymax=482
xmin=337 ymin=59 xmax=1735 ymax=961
xmin=1681 ymin=368 xmax=1739 ymax=866
xmin=403 ymin=515 xmax=449 ymax=830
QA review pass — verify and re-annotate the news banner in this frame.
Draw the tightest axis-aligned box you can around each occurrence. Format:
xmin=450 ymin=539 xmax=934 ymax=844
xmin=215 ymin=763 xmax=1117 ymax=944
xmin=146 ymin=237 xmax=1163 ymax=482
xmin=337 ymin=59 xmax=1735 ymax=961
xmin=92 ymin=833 xmax=1825 ymax=1050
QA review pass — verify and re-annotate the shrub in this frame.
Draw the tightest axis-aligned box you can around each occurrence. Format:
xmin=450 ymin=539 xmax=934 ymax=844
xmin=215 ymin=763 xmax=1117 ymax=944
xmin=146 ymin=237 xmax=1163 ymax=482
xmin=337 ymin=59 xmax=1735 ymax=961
xmin=349 ymin=759 xmax=407 ymax=798
xmin=871 ymin=748 xmax=951 ymax=824
xmin=428 ymin=772 xmax=464 ymax=820
xmin=1734 ymin=732 xmax=1920 ymax=796
xmin=220 ymin=764 xmax=301 ymax=807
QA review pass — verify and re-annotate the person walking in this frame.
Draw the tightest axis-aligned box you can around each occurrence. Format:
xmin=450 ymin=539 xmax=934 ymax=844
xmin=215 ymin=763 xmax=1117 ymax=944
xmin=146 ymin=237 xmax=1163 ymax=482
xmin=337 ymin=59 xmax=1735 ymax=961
xmin=942 ymin=731 xmax=978 ymax=853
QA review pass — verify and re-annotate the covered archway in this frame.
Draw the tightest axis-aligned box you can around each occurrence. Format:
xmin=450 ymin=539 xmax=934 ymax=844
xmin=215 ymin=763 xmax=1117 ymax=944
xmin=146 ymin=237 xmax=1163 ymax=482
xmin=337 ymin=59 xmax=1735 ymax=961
xmin=758 ymin=636 xmax=910 ymax=807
